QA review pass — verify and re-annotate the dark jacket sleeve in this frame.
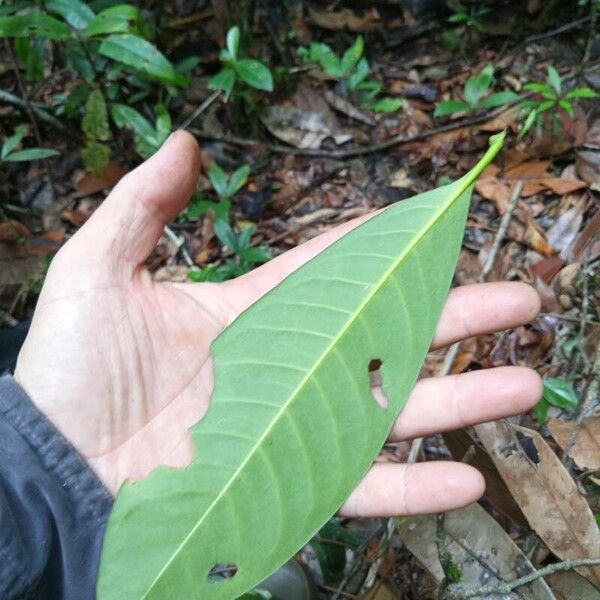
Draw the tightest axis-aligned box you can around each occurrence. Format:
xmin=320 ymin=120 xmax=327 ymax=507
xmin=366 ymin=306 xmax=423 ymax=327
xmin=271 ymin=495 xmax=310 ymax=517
xmin=0 ymin=375 xmax=113 ymax=600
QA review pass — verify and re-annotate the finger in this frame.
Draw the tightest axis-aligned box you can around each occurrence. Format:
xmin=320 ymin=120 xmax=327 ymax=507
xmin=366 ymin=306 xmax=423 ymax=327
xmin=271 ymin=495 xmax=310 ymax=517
xmin=73 ymin=130 xmax=200 ymax=266
xmin=431 ymin=282 xmax=540 ymax=349
xmin=339 ymin=462 xmax=485 ymax=517
xmin=388 ymin=366 xmax=542 ymax=442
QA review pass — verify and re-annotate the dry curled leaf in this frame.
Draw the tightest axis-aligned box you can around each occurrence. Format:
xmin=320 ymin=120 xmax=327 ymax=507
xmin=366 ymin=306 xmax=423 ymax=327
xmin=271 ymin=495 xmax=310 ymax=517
xmin=397 ymin=502 xmax=555 ymax=599
xmin=475 ymin=421 xmax=600 ymax=588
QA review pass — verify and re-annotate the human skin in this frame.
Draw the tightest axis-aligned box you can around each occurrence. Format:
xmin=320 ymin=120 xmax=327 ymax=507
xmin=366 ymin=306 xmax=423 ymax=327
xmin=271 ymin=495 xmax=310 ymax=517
xmin=15 ymin=131 xmax=542 ymax=516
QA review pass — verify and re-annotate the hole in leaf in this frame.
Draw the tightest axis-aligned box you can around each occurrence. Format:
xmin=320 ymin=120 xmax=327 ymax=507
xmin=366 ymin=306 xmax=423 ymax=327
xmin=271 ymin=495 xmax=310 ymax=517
xmin=368 ymin=359 xmax=388 ymax=409
xmin=207 ymin=563 xmax=238 ymax=582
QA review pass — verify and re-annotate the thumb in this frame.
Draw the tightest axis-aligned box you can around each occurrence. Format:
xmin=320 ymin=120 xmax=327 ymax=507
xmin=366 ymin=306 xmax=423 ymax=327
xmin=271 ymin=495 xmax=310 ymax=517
xmin=73 ymin=130 xmax=200 ymax=267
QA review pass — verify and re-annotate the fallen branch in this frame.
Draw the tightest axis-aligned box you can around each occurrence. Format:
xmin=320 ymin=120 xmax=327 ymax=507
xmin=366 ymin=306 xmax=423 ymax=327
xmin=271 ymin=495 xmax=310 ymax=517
xmin=445 ymin=557 xmax=600 ymax=599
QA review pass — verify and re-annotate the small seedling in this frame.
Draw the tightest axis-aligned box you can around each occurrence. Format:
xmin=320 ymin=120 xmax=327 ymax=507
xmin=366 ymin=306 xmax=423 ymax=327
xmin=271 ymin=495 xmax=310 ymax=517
xmin=179 ymin=163 xmax=250 ymax=223
xmin=188 ymin=221 xmax=271 ymax=283
xmin=518 ymin=65 xmax=598 ymax=139
xmin=448 ymin=5 xmax=491 ymax=33
xmin=1 ymin=125 xmax=58 ymax=163
xmin=534 ymin=376 xmax=579 ymax=427
xmin=209 ymin=26 xmax=273 ymax=99
xmin=434 ymin=65 xmax=519 ymax=117
xmin=111 ymin=103 xmax=171 ymax=160
xmin=298 ymin=36 xmax=403 ymax=113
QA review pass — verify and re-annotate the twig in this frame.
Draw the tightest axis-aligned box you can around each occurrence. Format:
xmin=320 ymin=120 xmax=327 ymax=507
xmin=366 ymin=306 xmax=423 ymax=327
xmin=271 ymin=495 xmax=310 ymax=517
xmin=445 ymin=557 xmax=600 ymax=599
xmin=163 ymin=224 xmax=195 ymax=268
xmin=179 ymin=90 xmax=222 ymax=131
xmin=583 ymin=2 xmax=598 ymax=67
xmin=522 ymin=16 xmax=592 ymax=45
xmin=330 ymin=523 xmax=384 ymax=600
xmin=4 ymin=40 xmax=57 ymax=202
xmin=480 ymin=181 xmax=524 ymax=281
xmin=408 ymin=182 xmax=523 ymax=462
xmin=191 ymin=62 xmax=600 ymax=160
xmin=0 ymin=90 xmax=72 ymax=134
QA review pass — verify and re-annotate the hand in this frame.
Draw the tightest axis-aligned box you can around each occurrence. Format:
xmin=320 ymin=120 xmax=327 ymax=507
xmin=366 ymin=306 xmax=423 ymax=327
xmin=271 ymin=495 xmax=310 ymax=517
xmin=15 ymin=132 xmax=542 ymax=515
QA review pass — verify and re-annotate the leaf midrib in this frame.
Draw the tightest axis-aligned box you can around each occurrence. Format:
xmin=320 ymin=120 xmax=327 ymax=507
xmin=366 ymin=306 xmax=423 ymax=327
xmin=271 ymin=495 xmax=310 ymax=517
xmin=140 ymin=137 xmax=503 ymax=597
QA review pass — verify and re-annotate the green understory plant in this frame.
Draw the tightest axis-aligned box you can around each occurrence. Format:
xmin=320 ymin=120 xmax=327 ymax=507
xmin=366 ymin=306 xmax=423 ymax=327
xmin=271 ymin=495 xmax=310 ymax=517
xmin=1 ymin=125 xmax=58 ymax=163
xmin=434 ymin=65 xmax=519 ymax=117
xmin=188 ymin=220 xmax=271 ymax=282
xmin=448 ymin=4 xmax=491 ymax=33
xmin=518 ymin=65 xmax=598 ymax=139
xmin=209 ymin=25 xmax=273 ymax=99
xmin=81 ymin=89 xmax=111 ymax=174
xmin=298 ymin=36 xmax=403 ymax=113
xmin=97 ymin=134 xmax=505 ymax=599
xmin=534 ymin=376 xmax=579 ymax=427
xmin=179 ymin=163 xmax=250 ymax=224
xmin=111 ymin=103 xmax=171 ymax=160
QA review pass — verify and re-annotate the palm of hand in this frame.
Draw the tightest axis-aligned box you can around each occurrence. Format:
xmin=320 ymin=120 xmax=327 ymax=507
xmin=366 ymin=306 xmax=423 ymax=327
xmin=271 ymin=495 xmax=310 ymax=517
xmin=15 ymin=132 xmax=542 ymax=515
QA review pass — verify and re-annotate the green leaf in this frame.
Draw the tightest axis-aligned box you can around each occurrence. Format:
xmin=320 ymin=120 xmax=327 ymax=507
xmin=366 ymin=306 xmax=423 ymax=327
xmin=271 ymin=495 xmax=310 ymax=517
xmin=523 ymin=82 xmax=554 ymax=97
xmin=348 ymin=57 xmax=369 ymax=90
xmin=111 ymin=104 xmax=157 ymax=152
xmin=340 ymin=35 xmax=363 ymax=76
xmin=3 ymin=147 xmax=58 ymax=162
xmin=542 ymin=377 xmax=579 ymax=410
xmin=84 ymin=4 xmax=140 ymax=36
xmin=534 ymin=397 xmax=549 ymax=428
xmin=478 ymin=90 xmax=520 ymax=110
xmin=368 ymin=97 xmax=404 ymax=113
xmin=1 ymin=124 xmax=28 ymax=159
xmin=82 ymin=89 xmax=111 ymax=142
xmin=226 ymin=164 xmax=250 ymax=198
xmin=154 ymin=104 xmax=171 ymax=145
xmin=209 ymin=67 xmax=236 ymax=99
xmin=559 ymin=99 xmax=574 ymax=117
xmin=0 ymin=10 xmax=71 ymax=39
xmin=226 ymin=25 xmax=240 ymax=61
xmin=234 ymin=58 xmax=273 ymax=92
xmin=208 ymin=163 xmax=229 ymax=199
xmin=98 ymin=33 xmax=185 ymax=86
xmin=449 ymin=12 xmax=468 ymax=22
xmin=46 ymin=0 xmax=94 ymax=29
xmin=547 ymin=65 xmax=561 ymax=95
xmin=239 ymin=246 xmax=271 ymax=264
xmin=464 ymin=65 xmax=494 ymax=108
xmin=97 ymin=133 xmax=505 ymax=600
xmin=65 ymin=45 xmax=95 ymax=82
xmin=565 ymin=87 xmax=599 ymax=99
xmin=81 ymin=139 xmax=110 ymax=174
xmin=301 ymin=42 xmax=342 ymax=77
xmin=518 ymin=109 xmax=538 ymax=139
xmin=213 ymin=219 xmax=238 ymax=251
xmin=434 ymin=100 xmax=470 ymax=117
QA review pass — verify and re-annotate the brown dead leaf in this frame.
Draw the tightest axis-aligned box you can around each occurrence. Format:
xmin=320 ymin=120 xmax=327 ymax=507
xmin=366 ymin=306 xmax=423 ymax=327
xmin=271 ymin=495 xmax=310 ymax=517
xmin=573 ymin=209 xmax=600 ymax=262
xmin=548 ymin=417 xmax=600 ymax=472
xmin=475 ymin=421 xmax=600 ymax=588
xmin=0 ymin=220 xmax=30 ymax=243
xmin=475 ymin=176 xmax=512 ymax=213
xmin=308 ymin=6 xmax=379 ymax=31
xmin=478 ymin=107 xmax=519 ymax=132
xmin=261 ymin=85 xmax=352 ymax=149
xmin=531 ymin=256 xmax=566 ymax=284
xmin=548 ymin=571 xmax=600 ymax=600
xmin=444 ymin=428 xmax=528 ymax=526
xmin=74 ymin=163 xmax=125 ymax=197
xmin=541 ymin=178 xmax=588 ymax=195
xmin=396 ymin=502 xmax=555 ymax=599
xmin=546 ymin=201 xmax=585 ymax=259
